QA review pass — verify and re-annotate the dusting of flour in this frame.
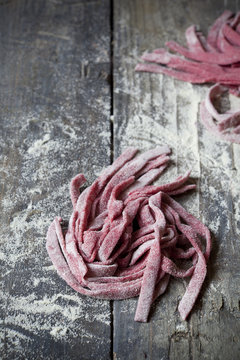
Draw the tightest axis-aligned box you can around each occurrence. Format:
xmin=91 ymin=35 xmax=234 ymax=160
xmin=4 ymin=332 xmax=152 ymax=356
xmin=1 ymin=25 xmax=240 ymax=358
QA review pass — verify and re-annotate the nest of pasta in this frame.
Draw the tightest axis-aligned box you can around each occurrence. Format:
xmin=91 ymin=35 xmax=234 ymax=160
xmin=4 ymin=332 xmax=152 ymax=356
xmin=47 ymin=147 xmax=211 ymax=322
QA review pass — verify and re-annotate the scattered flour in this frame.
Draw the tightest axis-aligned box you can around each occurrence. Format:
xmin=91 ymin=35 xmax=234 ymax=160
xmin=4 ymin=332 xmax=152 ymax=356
xmin=27 ymin=133 xmax=51 ymax=155
xmin=1 ymin=92 xmax=111 ymax=354
xmin=115 ymin=43 xmax=240 ymax=317
xmin=50 ymin=326 xmax=68 ymax=338
xmin=176 ymin=323 xmax=188 ymax=333
xmin=1 ymin=18 xmax=240 ymax=356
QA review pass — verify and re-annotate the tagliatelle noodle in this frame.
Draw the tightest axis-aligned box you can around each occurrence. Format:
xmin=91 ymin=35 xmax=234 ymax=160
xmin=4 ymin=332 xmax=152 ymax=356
xmin=136 ymin=11 xmax=240 ymax=96
xmin=46 ymin=147 xmax=211 ymax=322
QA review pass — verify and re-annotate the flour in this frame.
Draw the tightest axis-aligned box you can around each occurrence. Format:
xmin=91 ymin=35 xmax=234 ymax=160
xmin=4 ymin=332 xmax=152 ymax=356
xmin=50 ymin=326 xmax=68 ymax=338
xmin=27 ymin=133 xmax=51 ymax=155
xmin=2 ymin=26 xmax=240 ymax=355
xmin=1 ymin=103 xmax=111 ymax=352
xmin=229 ymin=93 xmax=240 ymax=111
xmin=115 ymin=46 xmax=240 ymax=317
xmin=1 ymin=288 xmax=110 ymax=342
xmin=175 ymin=323 xmax=188 ymax=333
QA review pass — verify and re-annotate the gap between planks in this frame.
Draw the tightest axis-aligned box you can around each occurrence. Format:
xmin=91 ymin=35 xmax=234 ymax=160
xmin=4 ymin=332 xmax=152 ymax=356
xmin=110 ymin=0 xmax=114 ymax=359
xmin=110 ymin=0 xmax=114 ymax=165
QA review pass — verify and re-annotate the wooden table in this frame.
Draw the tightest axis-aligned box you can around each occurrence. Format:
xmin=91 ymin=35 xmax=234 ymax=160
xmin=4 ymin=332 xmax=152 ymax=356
xmin=1 ymin=1 xmax=240 ymax=359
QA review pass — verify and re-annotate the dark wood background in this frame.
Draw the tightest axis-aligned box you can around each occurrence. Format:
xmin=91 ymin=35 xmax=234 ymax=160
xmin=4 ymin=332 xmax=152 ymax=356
xmin=1 ymin=0 xmax=240 ymax=359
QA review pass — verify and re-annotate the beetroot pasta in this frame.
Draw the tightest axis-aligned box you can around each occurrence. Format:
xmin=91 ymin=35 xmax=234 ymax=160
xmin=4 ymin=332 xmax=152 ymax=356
xmin=200 ymin=84 xmax=240 ymax=143
xmin=46 ymin=147 xmax=211 ymax=322
xmin=136 ymin=11 xmax=240 ymax=96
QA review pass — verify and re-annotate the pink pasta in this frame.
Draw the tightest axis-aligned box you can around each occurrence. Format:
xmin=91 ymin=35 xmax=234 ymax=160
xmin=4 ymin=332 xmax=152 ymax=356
xmin=46 ymin=147 xmax=211 ymax=322
xmin=200 ymin=84 xmax=240 ymax=143
xmin=136 ymin=11 xmax=240 ymax=96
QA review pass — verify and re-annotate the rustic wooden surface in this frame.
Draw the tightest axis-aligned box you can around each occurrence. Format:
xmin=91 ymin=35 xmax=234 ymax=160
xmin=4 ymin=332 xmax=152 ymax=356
xmin=0 ymin=1 xmax=112 ymax=359
xmin=113 ymin=1 xmax=240 ymax=360
xmin=1 ymin=0 xmax=240 ymax=359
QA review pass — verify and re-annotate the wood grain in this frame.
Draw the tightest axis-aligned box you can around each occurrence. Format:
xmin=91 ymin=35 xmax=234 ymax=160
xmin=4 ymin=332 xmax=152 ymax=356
xmin=0 ymin=1 xmax=111 ymax=359
xmin=113 ymin=0 xmax=240 ymax=359
xmin=1 ymin=0 xmax=240 ymax=359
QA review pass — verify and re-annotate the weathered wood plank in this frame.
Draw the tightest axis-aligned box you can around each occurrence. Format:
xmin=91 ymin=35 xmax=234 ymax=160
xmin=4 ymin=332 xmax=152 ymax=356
xmin=113 ymin=0 xmax=240 ymax=359
xmin=0 ymin=1 xmax=111 ymax=359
